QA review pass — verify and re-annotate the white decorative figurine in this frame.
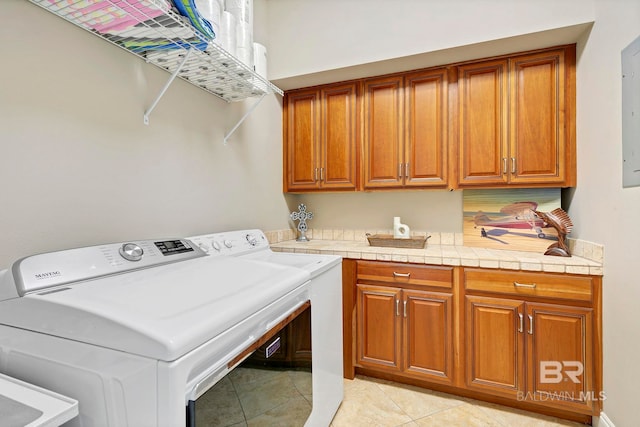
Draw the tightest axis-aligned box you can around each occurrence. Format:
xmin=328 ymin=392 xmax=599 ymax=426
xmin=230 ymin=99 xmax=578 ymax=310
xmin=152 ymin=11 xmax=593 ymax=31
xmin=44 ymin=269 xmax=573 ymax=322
xmin=393 ymin=216 xmax=411 ymax=239
xmin=291 ymin=204 xmax=313 ymax=242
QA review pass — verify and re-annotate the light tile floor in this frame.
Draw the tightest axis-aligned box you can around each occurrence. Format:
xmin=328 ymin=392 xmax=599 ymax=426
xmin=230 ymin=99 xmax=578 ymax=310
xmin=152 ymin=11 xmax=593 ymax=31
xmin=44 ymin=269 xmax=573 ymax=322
xmin=196 ymin=370 xmax=587 ymax=427
xmin=195 ymin=366 xmax=312 ymax=427
xmin=331 ymin=375 xmax=587 ymax=427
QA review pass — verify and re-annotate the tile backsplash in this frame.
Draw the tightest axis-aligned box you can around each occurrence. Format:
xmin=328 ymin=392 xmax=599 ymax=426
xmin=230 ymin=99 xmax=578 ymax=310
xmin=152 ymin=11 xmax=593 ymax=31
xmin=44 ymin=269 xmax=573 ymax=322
xmin=567 ymin=238 xmax=605 ymax=264
xmin=265 ymin=228 xmax=604 ymax=265
xmin=263 ymin=229 xmax=296 ymax=244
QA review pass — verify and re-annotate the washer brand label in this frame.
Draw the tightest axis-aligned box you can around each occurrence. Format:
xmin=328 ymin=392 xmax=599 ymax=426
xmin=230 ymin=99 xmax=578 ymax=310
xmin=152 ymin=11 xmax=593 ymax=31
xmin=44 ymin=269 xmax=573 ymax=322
xmin=34 ymin=271 xmax=62 ymax=280
xmin=265 ymin=337 xmax=281 ymax=358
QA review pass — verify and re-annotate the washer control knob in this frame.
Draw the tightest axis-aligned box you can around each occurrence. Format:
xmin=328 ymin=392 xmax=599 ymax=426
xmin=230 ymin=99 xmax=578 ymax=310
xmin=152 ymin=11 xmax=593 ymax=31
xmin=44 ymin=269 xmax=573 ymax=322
xmin=224 ymin=240 xmax=233 ymax=248
xmin=212 ymin=241 xmax=221 ymax=251
xmin=119 ymin=243 xmax=144 ymax=262
xmin=246 ymin=234 xmax=257 ymax=246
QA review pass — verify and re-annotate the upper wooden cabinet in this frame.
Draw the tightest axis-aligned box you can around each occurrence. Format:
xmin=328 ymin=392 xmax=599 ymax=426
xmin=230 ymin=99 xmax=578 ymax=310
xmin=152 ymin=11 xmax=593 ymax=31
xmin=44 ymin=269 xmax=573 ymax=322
xmin=322 ymin=83 xmax=360 ymax=189
xmin=457 ymin=59 xmax=509 ymax=186
xmin=283 ymin=83 xmax=359 ymax=192
xmin=363 ymin=76 xmax=404 ymax=188
xmin=509 ymin=50 xmax=572 ymax=185
xmin=362 ymin=69 xmax=448 ymax=189
xmin=455 ymin=46 xmax=576 ymax=187
xmin=283 ymin=44 xmax=576 ymax=192
xmin=405 ymin=69 xmax=449 ymax=187
xmin=284 ymin=89 xmax=319 ymax=191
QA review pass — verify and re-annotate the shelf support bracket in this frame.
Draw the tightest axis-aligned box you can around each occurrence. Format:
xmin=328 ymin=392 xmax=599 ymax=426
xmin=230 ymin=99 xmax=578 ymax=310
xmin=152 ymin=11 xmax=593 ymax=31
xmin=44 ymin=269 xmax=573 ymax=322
xmin=143 ymin=48 xmax=194 ymax=125
xmin=223 ymin=93 xmax=267 ymax=145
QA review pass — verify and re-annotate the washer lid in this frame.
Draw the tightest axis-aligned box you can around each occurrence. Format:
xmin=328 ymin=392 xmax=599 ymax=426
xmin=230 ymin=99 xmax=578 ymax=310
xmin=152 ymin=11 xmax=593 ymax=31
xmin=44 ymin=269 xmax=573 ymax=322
xmin=0 ymin=256 xmax=310 ymax=361
xmin=241 ymin=251 xmax=341 ymax=278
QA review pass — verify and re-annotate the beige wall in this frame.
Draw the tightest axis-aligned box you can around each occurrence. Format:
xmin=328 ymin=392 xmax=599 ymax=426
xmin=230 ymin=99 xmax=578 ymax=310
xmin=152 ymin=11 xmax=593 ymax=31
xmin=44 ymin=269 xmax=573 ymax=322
xmin=569 ymin=1 xmax=640 ymax=425
xmin=285 ymin=191 xmax=463 ymax=232
xmin=0 ymin=0 xmax=289 ymax=268
xmin=267 ymin=0 xmax=595 ymax=82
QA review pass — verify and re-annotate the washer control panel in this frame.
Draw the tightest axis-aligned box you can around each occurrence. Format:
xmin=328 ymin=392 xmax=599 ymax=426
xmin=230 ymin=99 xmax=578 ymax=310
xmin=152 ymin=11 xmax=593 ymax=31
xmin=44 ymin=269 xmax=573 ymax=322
xmin=10 ymin=238 xmax=205 ymax=296
xmin=188 ymin=229 xmax=269 ymax=257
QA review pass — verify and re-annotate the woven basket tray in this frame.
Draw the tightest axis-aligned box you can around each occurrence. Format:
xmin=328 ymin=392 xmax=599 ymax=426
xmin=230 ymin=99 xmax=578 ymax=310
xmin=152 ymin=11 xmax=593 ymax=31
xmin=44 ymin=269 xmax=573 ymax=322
xmin=366 ymin=234 xmax=428 ymax=249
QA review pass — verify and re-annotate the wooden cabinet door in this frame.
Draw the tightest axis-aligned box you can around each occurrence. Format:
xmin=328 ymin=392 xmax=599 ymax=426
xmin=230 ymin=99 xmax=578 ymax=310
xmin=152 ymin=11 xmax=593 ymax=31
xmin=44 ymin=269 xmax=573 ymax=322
xmin=509 ymin=50 xmax=566 ymax=184
xmin=403 ymin=289 xmax=453 ymax=384
xmin=284 ymin=89 xmax=320 ymax=191
xmin=457 ymin=59 xmax=508 ymax=186
xmin=356 ymin=284 xmax=402 ymax=371
xmin=290 ymin=305 xmax=313 ymax=363
xmin=526 ymin=303 xmax=594 ymax=414
xmin=404 ymin=68 xmax=448 ymax=187
xmin=363 ymin=76 xmax=404 ymax=189
xmin=465 ymin=295 xmax=525 ymax=399
xmin=320 ymin=83 xmax=359 ymax=190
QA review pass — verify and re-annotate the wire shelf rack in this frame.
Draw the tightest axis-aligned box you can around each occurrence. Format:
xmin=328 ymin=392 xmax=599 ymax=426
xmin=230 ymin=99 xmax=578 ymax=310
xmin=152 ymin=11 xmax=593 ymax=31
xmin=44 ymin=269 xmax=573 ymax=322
xmin=27 ymin=0 xmax=283 ymax=104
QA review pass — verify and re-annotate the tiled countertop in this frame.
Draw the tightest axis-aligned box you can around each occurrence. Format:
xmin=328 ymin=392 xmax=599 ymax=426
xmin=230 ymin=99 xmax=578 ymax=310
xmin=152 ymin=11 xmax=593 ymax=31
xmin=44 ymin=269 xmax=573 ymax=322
xmin=270 ymin=238 xmax=603 ymax=276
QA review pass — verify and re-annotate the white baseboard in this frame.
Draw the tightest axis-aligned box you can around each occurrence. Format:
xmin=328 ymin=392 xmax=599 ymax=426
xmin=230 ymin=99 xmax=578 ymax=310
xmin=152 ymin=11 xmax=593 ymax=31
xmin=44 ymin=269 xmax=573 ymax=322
xmin=595 ymin=412 xmax=615 ymax=427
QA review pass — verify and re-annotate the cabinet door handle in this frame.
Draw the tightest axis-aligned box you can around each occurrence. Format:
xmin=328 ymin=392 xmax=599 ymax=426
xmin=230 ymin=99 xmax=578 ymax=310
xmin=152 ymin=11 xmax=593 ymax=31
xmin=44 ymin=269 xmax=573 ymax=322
xmin=518 ymin=313 xmax=524 ymax=333
xmin=403 ymin=300 xmax=407 ymax=318
xmin=502 ymin=157 xmax=507 ymax=174
xmin=514 ymin=281 xmax=536 ymax=289
xmin=528 ymin=314 xmax=533 ymax=335
xmin=398 ymin=163 xmax=403 ymax=180
xmin=405 ymin=162 xmax=409 ymax=178
xmin=396 ymin=299 xmax=400 ymax=316
xmin=393 ymin=272 xmax=411 ymax=278
xmin=314 ymin=167 xmax=318 ymax=182
xmin=320 ymin=167 xmax=324 ymax=181
xmin=511 ymin=157 xmax=516 ymax=174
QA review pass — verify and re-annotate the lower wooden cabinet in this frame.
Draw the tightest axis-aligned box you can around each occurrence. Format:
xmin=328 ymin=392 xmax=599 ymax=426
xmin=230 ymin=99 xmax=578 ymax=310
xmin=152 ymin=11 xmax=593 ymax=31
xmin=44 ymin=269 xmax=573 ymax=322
xmin=465 ymin=296 xmax=525 ymax=399
xmin=356 ymin=284 xmax=402 ymax=370
xmin=290 ymin=304 xmax=313 ymax=362
xmin=344 ymin=260 xmax=603 ymax=422
xmin=526 ymin=303 xmax=594 ymax=413
xmin=465 ymin=296 xmax=594 ymax=414
xmin=403 ymin=289 xmax=453 ymax=382
xmin=355 ymin=279 xmax=454 ymax=384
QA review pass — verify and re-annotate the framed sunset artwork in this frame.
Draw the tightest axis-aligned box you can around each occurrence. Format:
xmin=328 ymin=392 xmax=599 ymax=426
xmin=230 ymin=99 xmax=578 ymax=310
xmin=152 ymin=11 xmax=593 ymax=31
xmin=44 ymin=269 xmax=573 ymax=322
xmin=463 ymin=188 xmax=562 ymax=253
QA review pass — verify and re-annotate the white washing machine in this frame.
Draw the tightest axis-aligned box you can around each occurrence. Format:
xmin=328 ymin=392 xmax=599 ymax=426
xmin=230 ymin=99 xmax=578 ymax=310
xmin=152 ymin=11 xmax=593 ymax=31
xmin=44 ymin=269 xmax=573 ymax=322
xmin=0 ymin=232 xmax=342 ymax=426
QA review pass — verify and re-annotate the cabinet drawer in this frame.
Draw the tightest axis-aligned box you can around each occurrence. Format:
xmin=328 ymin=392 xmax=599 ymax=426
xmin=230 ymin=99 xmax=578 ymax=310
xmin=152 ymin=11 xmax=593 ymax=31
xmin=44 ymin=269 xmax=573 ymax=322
xmin=357 ymin=261 xmax=453 ymax=289
xmin=464 ymin=268 xmax=593 ymax=302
